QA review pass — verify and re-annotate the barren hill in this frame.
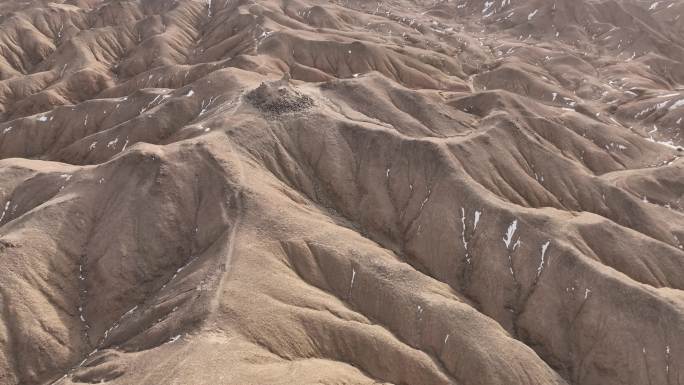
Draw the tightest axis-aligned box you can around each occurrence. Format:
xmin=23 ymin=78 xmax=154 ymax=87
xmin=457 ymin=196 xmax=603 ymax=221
xmin=0 ymin=0 xmax=683 ymax=384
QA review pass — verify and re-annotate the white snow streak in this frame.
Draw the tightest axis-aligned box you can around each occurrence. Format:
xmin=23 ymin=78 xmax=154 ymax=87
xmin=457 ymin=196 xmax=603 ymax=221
xmin=350 ymin=268 xmax=356 ymax=293
xmin=168 ymin=335 xmax=182 ymax=343
xmin=0 ymin=201 xmax=10 ymax=222
xmin=537 ymin=241 xmax=550 ymax=277
xmin=669 ymin=99 xmax=684 ymax=111
xmin=503 ymin=220 xmax=518 ymax=248
xmin=528 ymin=9 xmax=538 ymax=20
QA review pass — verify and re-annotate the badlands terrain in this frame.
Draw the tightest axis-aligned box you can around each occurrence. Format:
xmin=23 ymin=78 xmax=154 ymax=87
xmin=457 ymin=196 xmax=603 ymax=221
xmin=0 ymin=0 xmax=683 ymax=384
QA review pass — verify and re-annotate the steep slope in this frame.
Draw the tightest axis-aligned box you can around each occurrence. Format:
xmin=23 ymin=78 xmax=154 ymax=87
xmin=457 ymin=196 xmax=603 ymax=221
xmin=0 ymin=0 xmax=683 ymax=385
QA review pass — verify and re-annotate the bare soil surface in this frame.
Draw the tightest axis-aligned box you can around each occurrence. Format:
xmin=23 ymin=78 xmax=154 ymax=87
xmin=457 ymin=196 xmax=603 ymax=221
xmin=0 ymin=0 xmax=683 ymax=384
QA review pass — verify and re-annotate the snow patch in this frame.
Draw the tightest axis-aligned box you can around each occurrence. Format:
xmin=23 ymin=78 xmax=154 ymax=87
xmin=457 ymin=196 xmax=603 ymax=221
xmin=461 ymin=207 xmax=469 ymax=263
xmin=537 ymin=241 xmax=550 ymax=277
xmin=168 ymin=335 xmax=182 ymax=343
xmin=473 ymin=210 xmax=481 ymax=230
xmin=106 ymin=138 xmax=119 ymax=149
xmin=528 ymin=9 xmax=538 ymax=20
xmin=668 ymin=98 xmax=684 ymax=111
xmin=503 ymin=220 xmax=518 ymax=248
xmin=0 ymin=201 xmax=10 ymax=223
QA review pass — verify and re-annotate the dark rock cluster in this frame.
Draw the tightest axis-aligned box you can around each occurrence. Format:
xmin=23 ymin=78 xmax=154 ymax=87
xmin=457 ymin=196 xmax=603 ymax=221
xmin=246 ymin=78 xmax=314 ymax=115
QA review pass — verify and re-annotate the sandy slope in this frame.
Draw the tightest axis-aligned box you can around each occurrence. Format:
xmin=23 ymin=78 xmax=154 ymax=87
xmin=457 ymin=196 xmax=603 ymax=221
xmin=0 ymin=0 xmax=683 ymax=384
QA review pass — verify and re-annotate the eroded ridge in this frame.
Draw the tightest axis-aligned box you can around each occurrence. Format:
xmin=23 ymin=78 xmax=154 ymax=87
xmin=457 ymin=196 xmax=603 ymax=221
xmin=0 ymin=0 xmax=683 ymax=384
